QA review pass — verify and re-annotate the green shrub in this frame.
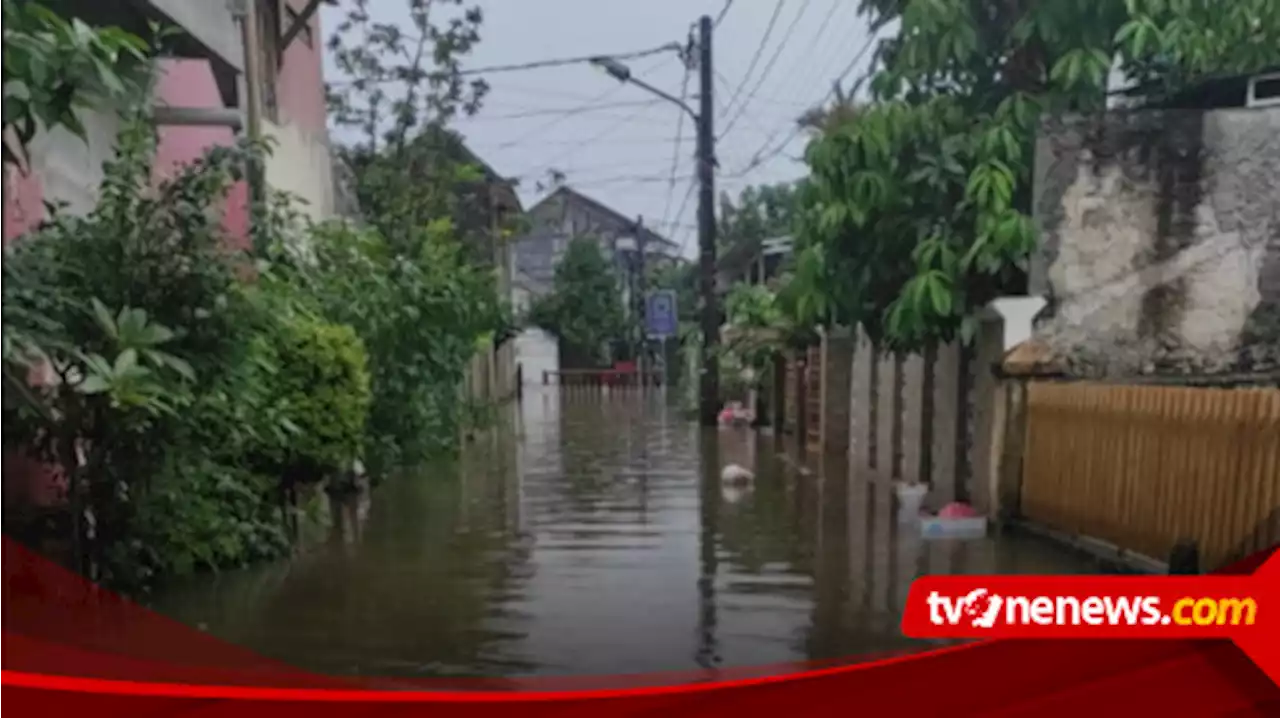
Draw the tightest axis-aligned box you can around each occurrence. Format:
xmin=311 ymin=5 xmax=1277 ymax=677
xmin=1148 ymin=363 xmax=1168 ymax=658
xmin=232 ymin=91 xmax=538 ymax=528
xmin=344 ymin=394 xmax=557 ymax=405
xmin=272 ymin=219 xmax=502 ymax=473
xmin=101 ymin=460 xmax=289 ymax=589
xmin=254 ymin=312 xmax=372 ymax=483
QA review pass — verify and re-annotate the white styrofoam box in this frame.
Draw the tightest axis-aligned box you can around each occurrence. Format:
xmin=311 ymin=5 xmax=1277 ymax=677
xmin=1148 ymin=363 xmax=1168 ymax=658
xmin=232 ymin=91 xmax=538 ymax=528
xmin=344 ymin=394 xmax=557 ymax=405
xmin=920 ymin=516 xmax=988 ymax=540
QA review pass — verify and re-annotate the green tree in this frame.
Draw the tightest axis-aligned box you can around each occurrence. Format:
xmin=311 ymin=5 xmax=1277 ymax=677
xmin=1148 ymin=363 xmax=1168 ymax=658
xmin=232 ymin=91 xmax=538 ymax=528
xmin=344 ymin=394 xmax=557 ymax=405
xmin=528 ymin=238 xmax=627 ymax=367
xmin=316 ymin=0 xmax=514 ymax=468
xmin=795 ymin=0 xmax=1280 ymax=352
xmin=719 ymin=182 xmax=799 ymax=253
xmin=1 ymin=0 xmax=151 ymax=169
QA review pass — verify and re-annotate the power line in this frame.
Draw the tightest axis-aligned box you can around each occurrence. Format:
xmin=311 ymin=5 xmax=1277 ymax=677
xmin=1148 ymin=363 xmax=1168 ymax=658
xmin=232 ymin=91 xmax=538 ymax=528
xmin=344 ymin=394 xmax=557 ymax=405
xmin=494 ymin=53 xmax=676 ymax=150
xmin=471 ymin=99 xmax=665 ymax=121
xmin=717 ymin=1 xmax=785 ymax=133
xmin=718 ymin=0 xmax=811 ymax=141
xmin=714 ymin=0 xmax=736 ymax=27
xmin=660 ymin=42 xmax=696 ymax=234
xmin=670 ymin=180 xmax=698 ymax=255
xmin=731 ymin=30 xmax=880 ymax=177
xmin=456 ymin=42 xmax=682 ymax=77
xmin=772 ymin=0 xmax=847 ymax=107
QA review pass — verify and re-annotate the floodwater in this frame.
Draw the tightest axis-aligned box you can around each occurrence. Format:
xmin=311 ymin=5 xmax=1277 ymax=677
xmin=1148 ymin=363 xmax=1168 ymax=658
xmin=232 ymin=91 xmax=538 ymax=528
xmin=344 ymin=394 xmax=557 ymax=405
xmin=150 ymin=389 xmax=1103 ymax=680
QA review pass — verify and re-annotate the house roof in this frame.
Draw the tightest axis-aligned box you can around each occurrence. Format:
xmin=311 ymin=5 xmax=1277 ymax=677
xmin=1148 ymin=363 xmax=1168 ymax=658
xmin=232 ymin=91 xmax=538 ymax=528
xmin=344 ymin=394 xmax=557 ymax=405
xmin=527 ymin=186 xmax=678 ymax=249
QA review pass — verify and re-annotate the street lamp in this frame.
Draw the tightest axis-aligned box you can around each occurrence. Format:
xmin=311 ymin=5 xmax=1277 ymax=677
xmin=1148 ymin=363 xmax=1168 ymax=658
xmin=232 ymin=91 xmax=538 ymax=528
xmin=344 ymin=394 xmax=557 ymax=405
xmin=589 ymin=57 xmax=699 ymax=123
xmin=589 ymin=17 xmax=721 ymax=427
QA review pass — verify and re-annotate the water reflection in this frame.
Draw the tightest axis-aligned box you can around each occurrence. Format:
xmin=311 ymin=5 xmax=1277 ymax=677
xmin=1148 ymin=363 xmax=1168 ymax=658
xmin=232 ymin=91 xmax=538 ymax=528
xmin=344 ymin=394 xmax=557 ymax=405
xmin=149 ymin=389 xmax=1102 ymax=679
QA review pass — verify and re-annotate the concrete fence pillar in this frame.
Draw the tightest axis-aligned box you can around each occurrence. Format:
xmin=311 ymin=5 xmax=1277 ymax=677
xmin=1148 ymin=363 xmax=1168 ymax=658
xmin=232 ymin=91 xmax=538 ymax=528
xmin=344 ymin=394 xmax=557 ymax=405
xmin=930 ymin=342 xmax=961 ymax=504
xmin=821 ymin=329 xmax=855 ymax=456
xmin=875 ymin=349 xmax=897 ymax=476
xmin=968 ymin=317 xmax=1006 ymax=515
xmin=849 ymin=326 xmax=877 ymax=470
xmin=900 ymin=351 xmax=928 ymax=484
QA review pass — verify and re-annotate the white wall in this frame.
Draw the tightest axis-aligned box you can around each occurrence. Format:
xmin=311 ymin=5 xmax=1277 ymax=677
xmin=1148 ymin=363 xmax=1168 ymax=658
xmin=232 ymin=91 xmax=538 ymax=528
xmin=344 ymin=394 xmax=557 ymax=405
xmin=514 ymin=328 xmax=559 ymax=384
xmin=24 ymin=108 xmax=121 ymax=216
xmin=263 ymin=119 xmax=335 ymax=221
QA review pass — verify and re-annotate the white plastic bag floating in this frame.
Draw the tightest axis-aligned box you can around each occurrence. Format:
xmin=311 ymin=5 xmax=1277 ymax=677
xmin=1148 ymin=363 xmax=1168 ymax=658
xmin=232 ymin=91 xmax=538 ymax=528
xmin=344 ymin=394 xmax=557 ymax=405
xmin=895 ymin=482 xmax=928 ymax=524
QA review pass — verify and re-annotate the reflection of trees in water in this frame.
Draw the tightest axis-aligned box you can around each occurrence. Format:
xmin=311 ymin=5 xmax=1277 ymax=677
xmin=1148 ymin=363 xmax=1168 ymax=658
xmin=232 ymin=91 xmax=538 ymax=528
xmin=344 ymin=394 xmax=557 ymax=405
xmin=155 ymin=445 xmax=539 ymax=678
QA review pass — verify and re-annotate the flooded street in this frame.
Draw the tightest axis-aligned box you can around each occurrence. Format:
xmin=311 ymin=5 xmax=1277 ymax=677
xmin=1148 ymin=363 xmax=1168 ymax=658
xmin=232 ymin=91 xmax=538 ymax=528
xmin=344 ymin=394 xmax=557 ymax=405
xmin=151 ymin=389 xmax=1103 ymax=679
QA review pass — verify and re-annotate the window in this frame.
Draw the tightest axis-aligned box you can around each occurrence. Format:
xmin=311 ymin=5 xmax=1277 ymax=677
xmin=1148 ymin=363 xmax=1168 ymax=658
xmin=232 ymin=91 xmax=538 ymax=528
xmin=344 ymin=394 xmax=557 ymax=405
xmin=284 ymin=3 xmax=314 ymax=49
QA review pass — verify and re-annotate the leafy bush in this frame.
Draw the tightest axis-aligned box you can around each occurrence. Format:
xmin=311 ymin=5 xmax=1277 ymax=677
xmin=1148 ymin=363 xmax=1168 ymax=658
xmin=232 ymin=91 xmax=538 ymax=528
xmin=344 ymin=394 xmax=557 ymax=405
xmin=252 ymin=310 xmax=372 ymax=483
xmin=0 ymin=106 xmax=288 ymax=588
xmin=101 ymin=460 xmax=289 ymax=589
xmin=272 ymin=219 xmax=502 ymax=474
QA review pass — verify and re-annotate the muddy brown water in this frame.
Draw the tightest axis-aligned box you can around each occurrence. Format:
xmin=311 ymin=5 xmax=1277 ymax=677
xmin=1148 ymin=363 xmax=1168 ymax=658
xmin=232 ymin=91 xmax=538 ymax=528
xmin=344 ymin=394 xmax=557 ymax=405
xmin=149 ymin=389 xmax=1104 ymax=679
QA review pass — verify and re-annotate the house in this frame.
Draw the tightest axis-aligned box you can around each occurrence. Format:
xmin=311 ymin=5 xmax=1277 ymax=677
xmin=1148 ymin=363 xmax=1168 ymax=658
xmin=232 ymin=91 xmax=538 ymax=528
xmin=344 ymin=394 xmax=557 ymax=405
xmin=716 ymin=234 xmax=793 ymax=294
xmin=1030 ymin=67 xmax=1280 ymax=378
xmin=4 ymin=0 xmax=335 ymax=244
xmin=509 ymin=186 xmax=680 ymax=378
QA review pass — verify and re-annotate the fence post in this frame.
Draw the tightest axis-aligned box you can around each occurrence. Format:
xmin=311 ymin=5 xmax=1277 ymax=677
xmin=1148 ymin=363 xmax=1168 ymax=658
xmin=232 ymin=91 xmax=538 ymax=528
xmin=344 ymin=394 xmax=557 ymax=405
xmin=772 ymin=352 xmax=787 ymax=436
xmin=821 ymin=329 xmax=855 ymax=456
xmin=1168 ymin=539 xmax=1201 ymax=575
xmin=795 ymin=355 xmax=808 ymax=456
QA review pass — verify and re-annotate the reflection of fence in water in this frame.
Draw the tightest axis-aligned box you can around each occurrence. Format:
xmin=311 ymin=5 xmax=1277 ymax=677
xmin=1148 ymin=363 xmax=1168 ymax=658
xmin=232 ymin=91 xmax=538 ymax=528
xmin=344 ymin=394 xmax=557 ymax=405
xmin=541 ymin=368 xmax=664 ymax=389
xmin=1020 ymin=381 xmax=1280 ymax=571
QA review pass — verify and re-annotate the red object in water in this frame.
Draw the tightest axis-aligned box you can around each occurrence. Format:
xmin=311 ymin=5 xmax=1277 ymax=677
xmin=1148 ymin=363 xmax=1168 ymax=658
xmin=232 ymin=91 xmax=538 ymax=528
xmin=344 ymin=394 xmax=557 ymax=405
xmin=938 ymin=502 xmax=980 ymax=518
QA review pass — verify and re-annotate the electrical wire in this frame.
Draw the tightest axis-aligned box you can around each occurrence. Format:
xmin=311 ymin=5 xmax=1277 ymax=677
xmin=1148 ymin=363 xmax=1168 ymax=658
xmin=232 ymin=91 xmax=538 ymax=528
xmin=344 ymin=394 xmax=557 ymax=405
xmin=718 ymin=0 xmax=811 ymax=141
xmin=717 ymin=1 xmax=784 ymax=135
xmin=471 ymin=99 xmax=666 ymax=121
xmin=669 ymin=179 xmax=698 ymax=254
xmin=714 ymin=0 xmax=736 ymax=27
xmin=730 ymin=30 xmax=880 ymax=178
xmin=659 ymin=40 xmax=696 ymax=236
xmin=494 ymin=52 xmax=678 ymax=150
xmin=456 ymin=42 xmax=683 ymax=77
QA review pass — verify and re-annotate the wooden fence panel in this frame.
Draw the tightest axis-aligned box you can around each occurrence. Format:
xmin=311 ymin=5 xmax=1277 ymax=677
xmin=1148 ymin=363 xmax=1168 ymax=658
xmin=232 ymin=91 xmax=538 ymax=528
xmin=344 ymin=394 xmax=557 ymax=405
xmin=1021 ymin=382 xmax=1280 ymax=570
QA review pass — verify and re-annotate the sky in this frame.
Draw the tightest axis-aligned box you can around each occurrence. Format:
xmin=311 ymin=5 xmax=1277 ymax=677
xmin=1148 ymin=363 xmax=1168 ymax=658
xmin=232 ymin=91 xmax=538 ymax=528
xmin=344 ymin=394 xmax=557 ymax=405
xmin=320 ymin=1 xmax=879 ymax=258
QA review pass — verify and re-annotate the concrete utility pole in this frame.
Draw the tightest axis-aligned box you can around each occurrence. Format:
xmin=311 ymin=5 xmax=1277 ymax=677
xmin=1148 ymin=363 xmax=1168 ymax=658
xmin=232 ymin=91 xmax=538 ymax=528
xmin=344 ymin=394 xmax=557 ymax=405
xmin=695 ymin=15 xmax=720 ymax=427
xmin=590 ymin=14 xmax=719 ymax=421
xmin=635 ymin=215 xmax=648 ymax=387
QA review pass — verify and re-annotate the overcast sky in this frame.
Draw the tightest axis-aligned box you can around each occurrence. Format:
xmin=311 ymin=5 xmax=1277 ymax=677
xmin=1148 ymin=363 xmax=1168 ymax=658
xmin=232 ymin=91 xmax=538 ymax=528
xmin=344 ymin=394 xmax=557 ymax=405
xmin=321 ymin=1 xmax=878 ymax=257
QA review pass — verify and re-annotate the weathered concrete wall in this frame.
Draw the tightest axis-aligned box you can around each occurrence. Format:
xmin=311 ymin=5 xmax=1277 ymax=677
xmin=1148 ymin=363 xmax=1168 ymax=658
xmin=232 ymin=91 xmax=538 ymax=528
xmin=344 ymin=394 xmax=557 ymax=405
xmin=1032 ymin=106 xmax=1280 ymax=377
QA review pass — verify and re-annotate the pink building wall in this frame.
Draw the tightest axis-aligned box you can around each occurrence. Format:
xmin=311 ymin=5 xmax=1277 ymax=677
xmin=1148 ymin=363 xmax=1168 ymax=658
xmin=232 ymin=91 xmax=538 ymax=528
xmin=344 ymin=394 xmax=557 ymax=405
xmin=3 ymin=3 xmax=328 ymax=509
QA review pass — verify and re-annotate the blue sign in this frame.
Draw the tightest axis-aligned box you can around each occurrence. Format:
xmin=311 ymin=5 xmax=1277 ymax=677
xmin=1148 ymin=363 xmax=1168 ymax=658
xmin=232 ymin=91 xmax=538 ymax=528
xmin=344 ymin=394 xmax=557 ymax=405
xmin=646 ymin=290 xmax=678 ymax=338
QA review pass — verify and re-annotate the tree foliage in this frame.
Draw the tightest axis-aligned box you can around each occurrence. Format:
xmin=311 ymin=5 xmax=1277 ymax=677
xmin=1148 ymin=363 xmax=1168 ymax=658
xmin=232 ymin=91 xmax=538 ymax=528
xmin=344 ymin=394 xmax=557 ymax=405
xmin=718 ymin=182 xmax=798 ymax=252
xmin=794 ymin=0 xmax=1280 ymax=351
xmin=316 ymin=0 xmax=514 ymax=466
xmin=527 ymin=238 xmax=628 ymax=367
xmin=1 ymin=0 xmax=151 ymax=169
xmin=325 ymin=0 xmax=510 ymax=263
xmin=1 ymin=106 xmax=310 ymax=588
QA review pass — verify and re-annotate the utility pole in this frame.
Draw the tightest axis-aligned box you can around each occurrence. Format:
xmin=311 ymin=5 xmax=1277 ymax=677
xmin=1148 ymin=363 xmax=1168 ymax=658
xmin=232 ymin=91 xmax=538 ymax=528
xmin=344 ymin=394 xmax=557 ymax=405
xmin=588 ymin=17 xmax=717 ymax=419
xmin=696 ymin=14 xmax=720 ymax=427
xmin=635 ymin=216 xmax=649 ymax=388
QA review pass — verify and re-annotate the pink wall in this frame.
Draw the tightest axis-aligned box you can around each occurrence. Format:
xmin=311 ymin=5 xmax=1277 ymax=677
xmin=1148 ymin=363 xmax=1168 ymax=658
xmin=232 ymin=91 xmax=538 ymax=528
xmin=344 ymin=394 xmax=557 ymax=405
xmin=3 ymin=1 xmax=328 ymax=247
xmin=278 ymin=0 xmax=328 ymax=134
